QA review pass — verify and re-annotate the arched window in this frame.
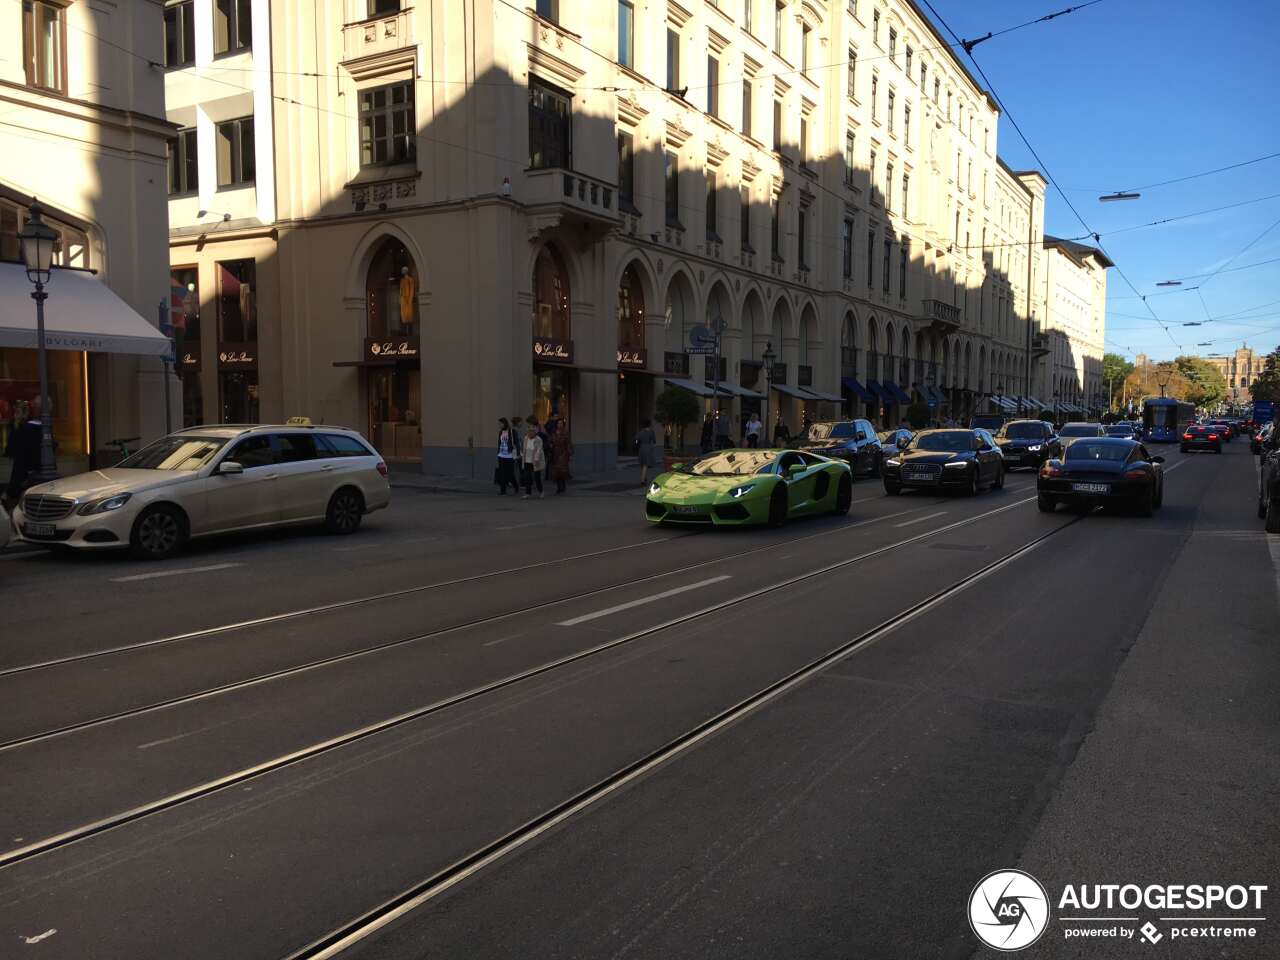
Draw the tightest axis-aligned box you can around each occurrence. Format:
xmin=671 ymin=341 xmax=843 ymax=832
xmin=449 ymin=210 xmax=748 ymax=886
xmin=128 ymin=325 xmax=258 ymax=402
xmin=366 ymin=237 xmax=419 ymax=339
xmin=841 ymin=313 xmax=856 ymax=372
xmin=618 ymin=264 xmax=645 ymax=351
xmin=533 ymin=244 xmax=571 ymax=340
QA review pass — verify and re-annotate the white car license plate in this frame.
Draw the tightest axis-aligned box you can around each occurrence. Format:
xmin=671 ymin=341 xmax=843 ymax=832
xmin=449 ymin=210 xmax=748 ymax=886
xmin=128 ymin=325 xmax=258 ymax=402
xmin=672 ymin=505 xmax=702 ymax=514
xmin=906 ymin=469 xmax=934 ymax=480
xmin=1071 ymin=482 xmax=1109 ymax=494
xmin=23 ymin=522 xmax=56 ymax=538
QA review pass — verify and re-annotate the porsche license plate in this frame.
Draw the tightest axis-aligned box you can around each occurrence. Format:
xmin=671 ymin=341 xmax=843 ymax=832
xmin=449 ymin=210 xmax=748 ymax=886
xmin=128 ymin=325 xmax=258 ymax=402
xmin=23 ymin=522 xmax=56 ymax=538
xmin=1071 ymin=482 xmax=1109 ymax=494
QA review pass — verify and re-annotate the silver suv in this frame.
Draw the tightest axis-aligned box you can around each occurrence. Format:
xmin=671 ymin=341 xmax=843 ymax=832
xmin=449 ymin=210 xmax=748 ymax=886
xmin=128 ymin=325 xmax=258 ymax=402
xmin=14 ymin=424 xmax=391 ymax=559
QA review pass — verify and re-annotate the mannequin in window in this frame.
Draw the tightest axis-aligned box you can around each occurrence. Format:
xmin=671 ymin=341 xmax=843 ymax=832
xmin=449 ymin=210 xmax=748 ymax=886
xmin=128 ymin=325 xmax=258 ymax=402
xmin=398 ymin=266 xmax=416 ymax=327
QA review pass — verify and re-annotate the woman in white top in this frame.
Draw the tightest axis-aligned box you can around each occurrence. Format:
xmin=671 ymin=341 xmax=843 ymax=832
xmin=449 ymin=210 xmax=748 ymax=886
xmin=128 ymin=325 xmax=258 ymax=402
xmin=496 ymin=418 xmax=518 ymax=494
xmin=521 ymin=420 xmax=546 ymax=498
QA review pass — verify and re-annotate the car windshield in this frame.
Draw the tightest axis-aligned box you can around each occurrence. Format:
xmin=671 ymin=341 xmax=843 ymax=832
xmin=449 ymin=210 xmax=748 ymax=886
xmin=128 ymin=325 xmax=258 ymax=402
xmin=116 ymin=435 xmax=229 ymax=471
xmin=1105 ymin=425 xmax=1135 ymax=436
xmin=1066 ymin=442 xmax=1129 ymax=462
xmin=1061 ymin=424 xmax=1102 ymax=437
xmin=807 ymin=422 xmax=855 ymax=441
xmin=911 ymin=431 xmax=975 ymax=453
xmin=683 ymin=451 xmax=777 ymax=476
xmin=999 ymin=423 xmax=1044 ymax=439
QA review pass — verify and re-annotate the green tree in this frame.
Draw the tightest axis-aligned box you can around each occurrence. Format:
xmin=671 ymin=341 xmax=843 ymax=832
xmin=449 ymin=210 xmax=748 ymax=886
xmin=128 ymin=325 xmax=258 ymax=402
xmin=1103 ymin=353 xmax=1135 ymax=409
xmin=1174 ymin=356 xmax=1228 ymax=409
xmin=1252 ymin=348 xmax=1280 ymax=402
xmin=654 ymin=386 xmax=701 ymax=455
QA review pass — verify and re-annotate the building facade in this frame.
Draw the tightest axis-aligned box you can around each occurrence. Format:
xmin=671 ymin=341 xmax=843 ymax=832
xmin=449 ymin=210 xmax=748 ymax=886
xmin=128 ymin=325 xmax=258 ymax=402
xmin=1037 ymin=235 xmax=1110 ymax=419
xmin=1202 ymin=345 xmax=1259 ymax=405
xmin=2 ymin=0 xmax=176 ymax=483
xmin=165 ymin=0 xmax=1061 ymax=476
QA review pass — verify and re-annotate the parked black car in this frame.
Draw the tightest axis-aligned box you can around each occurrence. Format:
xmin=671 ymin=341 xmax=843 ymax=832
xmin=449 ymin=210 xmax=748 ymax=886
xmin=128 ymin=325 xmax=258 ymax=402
xmin=1258 ymin=428 xmax=1280 ymax=532
xmin=1037 ymin=437 xmax=1165 ymax=516
xmin=995 ymin=420 xmax=1061 ymax=471
xmin=877 ymin=427 xmax=914 ymax=453
xmin=1180 ymin=423 xmax=1223 ymax=454
xmin=883 ymin=428 xmax=1005 ymax=496
xmin=797 ymin=419 xmax=884 ymax=478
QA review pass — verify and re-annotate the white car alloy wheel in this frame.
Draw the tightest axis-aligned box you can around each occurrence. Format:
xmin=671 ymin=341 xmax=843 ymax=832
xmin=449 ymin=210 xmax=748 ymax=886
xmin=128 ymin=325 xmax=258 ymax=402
xmin=132 ymin=506 xmax=185 ymax=560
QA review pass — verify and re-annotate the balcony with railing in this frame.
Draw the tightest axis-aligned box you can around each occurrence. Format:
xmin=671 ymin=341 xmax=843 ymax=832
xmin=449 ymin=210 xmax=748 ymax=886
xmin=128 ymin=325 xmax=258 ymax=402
xmin=524 ymin=168 xmax=620 ymax=239
xmin=343 ymin=7 xmax=415 ymax=63
xmin=917 ymin=298 xmax=962 ymax=335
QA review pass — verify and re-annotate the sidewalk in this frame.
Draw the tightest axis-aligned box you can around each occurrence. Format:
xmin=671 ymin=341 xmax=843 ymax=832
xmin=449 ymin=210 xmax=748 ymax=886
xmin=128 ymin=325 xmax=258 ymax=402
xmin=388 ymin=457 xmax=650 ymax=497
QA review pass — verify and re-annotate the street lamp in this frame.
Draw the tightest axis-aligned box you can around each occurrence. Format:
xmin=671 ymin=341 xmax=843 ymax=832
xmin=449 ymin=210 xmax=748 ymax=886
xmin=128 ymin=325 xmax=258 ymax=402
xmin=1099 ymin=191 xmax=1140 ymax=202
xmin=1155 ymin=366 xmax=1172 ymax=398
xmin=762 ymin=341 xmax=776 ymax=446
xmin=995 ymin=384 xmax=1004 ymax=416
xmin=17 ymin=200 xmax=59 ymax=483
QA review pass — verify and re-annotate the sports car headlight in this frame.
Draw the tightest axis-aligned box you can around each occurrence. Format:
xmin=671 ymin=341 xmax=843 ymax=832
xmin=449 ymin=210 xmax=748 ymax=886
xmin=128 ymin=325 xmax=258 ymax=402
xmin=648 ymin=482 xmax=661 ymax=496
xmin=944 ymin=460 xmax=970 ymax=469
xmin=1027 ymin=444 xmax=1042 ymax=452
xmin=728 ymin=483 xmax=756 ymax=499
xmin=77 ymin=493 xmax=132 ymax=515
xmin=884 ymin=458 xmax=901 ymax=467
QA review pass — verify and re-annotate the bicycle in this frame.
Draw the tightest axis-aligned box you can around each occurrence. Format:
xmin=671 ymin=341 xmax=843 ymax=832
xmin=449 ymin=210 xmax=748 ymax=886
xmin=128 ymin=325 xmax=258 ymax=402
xmin=105 ymin=436 xmax=140 ymax=464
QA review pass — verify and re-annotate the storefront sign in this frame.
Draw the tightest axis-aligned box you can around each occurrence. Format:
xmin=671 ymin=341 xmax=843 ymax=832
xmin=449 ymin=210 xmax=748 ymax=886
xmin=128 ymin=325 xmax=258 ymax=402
xmin=663 ymin=351 xmax=690 ymax=376
xmin=617 ymin=348 xmax=647 ymax=369
xmin=180 ymin=347 xmax=201 ymax=370
xmin=798 ymin=365 xmax=813 ymax=387
xmin=704 ymin=356 xmax=727 ymax=382
xmin=771 ymin=362 xmax=787 ymax=384
xmin=533 ymin=337 xmax=574 ymax=364
xmin=217 ymin=342 xmax=257 ymax=368
xmin=365 ymin=337 xmax=420 ymax=361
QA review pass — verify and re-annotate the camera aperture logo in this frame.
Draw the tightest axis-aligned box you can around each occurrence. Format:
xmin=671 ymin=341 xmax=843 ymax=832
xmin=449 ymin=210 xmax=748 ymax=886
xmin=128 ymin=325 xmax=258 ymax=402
xmin=969 ymin=869 xmax=1050 ymax=951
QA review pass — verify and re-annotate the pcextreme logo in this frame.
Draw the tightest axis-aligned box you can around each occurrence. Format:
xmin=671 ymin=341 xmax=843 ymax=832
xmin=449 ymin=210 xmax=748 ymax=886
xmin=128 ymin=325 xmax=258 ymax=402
xmin=968 ymin=871 xmax=1268 ymax=951
xmin=969 ymin=870 xmax=1050 ymax=951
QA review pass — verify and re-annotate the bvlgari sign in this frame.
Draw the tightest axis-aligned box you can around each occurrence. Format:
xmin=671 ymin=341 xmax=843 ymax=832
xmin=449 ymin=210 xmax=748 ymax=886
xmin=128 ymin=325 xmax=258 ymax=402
xmin=533 ymin=337 xmax=574 ymax=364
xmin=364 ymin=337 xmax=420 ymax=361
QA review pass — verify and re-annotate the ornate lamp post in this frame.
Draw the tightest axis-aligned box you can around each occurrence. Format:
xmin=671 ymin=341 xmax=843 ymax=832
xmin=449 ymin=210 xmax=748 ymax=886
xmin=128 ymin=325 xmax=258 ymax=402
xmin=995 ymin=384 xmax=1005 ymax=417
xmin=17 ymin=201 xmax=59 ymax=483
xmin=762 ymin=340 xmax=776 ymax=446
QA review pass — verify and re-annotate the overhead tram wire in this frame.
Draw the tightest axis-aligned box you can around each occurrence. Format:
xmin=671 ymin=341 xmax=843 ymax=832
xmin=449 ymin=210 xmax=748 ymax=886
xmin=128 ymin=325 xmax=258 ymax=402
xmin=1070 ymin=149 xmax=1280 ymax=195
xmin=917 ymin=0 xmax=1182 ymax=351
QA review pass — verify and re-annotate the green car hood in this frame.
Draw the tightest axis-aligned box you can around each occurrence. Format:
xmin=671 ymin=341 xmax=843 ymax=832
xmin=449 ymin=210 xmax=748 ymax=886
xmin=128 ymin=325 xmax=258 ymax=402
xmin=654 ymin=471 xmax=763 ymax=502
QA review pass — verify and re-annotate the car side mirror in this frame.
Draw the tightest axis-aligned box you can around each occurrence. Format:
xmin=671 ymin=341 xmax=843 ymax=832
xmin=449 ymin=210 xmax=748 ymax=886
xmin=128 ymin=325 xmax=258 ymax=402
xmin=973 ymin=438 xmax=984 ymax=451
xmin=788 ymin=464 xmax=806 ymax=476
xmin=1150 ymin=455 xmax=1165 ymax=464
xmin=856 ymin=431 xmax=867 ymax=441
xmin=217 ymin=461 xmax=244 ymax=475
xmin=898 ymin=436 xmax=910 ymax=449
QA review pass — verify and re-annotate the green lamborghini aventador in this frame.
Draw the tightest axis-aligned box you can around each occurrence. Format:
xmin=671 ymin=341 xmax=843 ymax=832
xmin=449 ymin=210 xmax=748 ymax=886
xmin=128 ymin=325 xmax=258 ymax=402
xmin=645 ymin=449 xmax=853 ymax=527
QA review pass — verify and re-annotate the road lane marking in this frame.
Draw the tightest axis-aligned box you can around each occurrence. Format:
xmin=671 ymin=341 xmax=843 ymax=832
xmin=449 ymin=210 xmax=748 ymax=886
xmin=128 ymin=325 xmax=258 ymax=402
xmin=557 ymin=576 xmax=731 ymax=626
xmin=335 ymin=536 xmax=438 ymax=553
xmin=109 ymin=563 xmax=242 ymax=583
xmin=482 ymin=634 xmax=525 ymax=647
xmin=895 ymin=510 xmax=948 ymax=527
xmin=22 ymin=930 xmax=56 ymax=944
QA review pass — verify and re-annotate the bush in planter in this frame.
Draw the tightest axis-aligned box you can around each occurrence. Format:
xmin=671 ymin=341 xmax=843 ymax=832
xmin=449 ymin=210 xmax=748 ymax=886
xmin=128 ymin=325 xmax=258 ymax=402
xmin=655 ymin=386 xmax=701 ymax=456
xmin=906 ymin=400 xmax=931 ymax=430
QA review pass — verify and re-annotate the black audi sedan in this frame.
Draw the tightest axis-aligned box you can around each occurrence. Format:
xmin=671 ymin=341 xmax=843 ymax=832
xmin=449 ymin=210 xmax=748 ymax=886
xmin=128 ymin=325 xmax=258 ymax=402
xmin=995 ymin=419 xmax=1061 ymax=471
xmin=883 ymin=428 xmax=1005 ymax=496
xmin=797 ymin=419 xmax=884 ymax=478
xmin=1037 ymin=437 xmax=1165 ymax=515
xmin=1180 ymin=423 xmax=1223 ymax=454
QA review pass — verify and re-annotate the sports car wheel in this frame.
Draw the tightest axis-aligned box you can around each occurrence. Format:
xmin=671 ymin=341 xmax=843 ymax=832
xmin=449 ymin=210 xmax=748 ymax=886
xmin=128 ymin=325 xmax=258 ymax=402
xmin=1267 ymin=498 xmax=1280 ymax=534
xmin=883 ymin=481 xmax=901 ymax=496
xmin=1154 ymin=480 xmax=1163 ymax=508
xmin=966 ymin=470 xmax=979 ymax=497
xmin=1136 ymin=487 xmax=1154 ymax=518
xmin=767 ymin=486 xmax=787 ymax=527
xmin=1037 ymin=495 xmax=1056 ymax=513
xmin=992 ymin=465 xmax=1005 ymax=490
xmin=834 ymin=475 xmax=852 ymax=515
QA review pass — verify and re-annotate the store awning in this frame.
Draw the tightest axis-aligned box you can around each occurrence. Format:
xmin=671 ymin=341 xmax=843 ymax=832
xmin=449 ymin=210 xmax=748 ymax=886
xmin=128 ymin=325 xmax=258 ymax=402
xmin=715 ymin=381 xmax=766 ymax=400
xmin=1024 ymin=396 xmax=1047 ymax=410
xmin=885 ymin=381 xmax=912 ymax=404
xmin=990 ymin=396 xmax=1016 ymax=411
xmin=923 ymin=384 xmax=946 ymax=404
xmin=802 ymin=387 xmax=843 ymax=403
xmin=772 ymin=382 xmax=811 ymax=400
xmin=866 ymin=380 xmax=894 ymax=403
xmin=841 ymin=377 xmax=875 ymax=403
xmin=0 ymin=262 xmax=172 ymax=356
xmin=664 ymin=377 xmax=716 ymax=397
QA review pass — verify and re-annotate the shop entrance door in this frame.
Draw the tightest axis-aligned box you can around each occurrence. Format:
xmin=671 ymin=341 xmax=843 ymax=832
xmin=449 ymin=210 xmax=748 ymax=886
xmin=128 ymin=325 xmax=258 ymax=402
xmin=368 ymin=365 xmax=422 ymax=462
xmin=617 ymin=373 xmax=644 ymax=454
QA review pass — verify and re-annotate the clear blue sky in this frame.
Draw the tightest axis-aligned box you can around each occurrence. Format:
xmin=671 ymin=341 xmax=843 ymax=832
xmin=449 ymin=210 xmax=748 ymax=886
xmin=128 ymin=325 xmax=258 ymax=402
xmin=923 ymin=0 xmax=1280 ymax=363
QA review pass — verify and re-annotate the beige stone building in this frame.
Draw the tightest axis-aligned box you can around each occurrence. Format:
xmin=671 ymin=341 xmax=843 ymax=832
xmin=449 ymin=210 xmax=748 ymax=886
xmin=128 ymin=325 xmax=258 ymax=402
xmin=1202 ymin=345 xmax=1260 ymax=405
xmin=1038 ymin=235 xmax=1110 ymax=418
xmin=1 ymin=0 xmax=175 ymax=484
xmin=164 ymin=0 xmax=1060 ymax=476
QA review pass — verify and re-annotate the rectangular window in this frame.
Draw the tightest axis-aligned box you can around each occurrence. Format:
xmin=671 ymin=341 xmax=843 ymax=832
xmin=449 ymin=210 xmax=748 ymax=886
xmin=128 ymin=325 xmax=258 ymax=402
xmin=368 ymin=0 xmax=401 ymax=14
xmin=920 ymin=62 xmax=927 ymax=90
xmin=215 ymin=117 xmax=255 ymax=187
xmin=946 ymin=89 xmax=952 ymax=120
xmin=528 ymin=80 xmax=575 ymax=172
xmin=740 ymin=186 xmax=751 ymax=248
xmin=888 ymin=28 xmax=896 ymax=61
xmin=22 ymin=0 xmax=64 ymax=92
xmin=362 ymin=80 xmax=417 ymax=167
xmin=617 ymin=131 xmax=635 ymax=209
xmin=773 ymin=98 xmax=783 ymax=152
xmin=869 ymin=148 xmax=877 ymax=196
xmin=618 ymin=2 xmax=634 ymax=69
xmin=167 ymin=128 xmax=199 ymax=195
xmin=744 ymin=0 xmax=753 ymax=34
xmin=798 ymin=208 xmax=808 ymax=269
xmin=872 ymin=9 xmax=880 ymax=44
xmin=848 ymin=0 xmax=857 ymax=16
xmin=899 ymin=245 xmax=907 ymax=298
xmin=706 ymin=170 xmax=718 ymax=239
xmin=905 ymin=45 xmax=913 ymax=77
xmin=536 ymin=0 xmax=558 ymax=23
xmin=902 ymin=171 xmax=909 ymax=218
xmin=799 ymin=116 xmax=808 ymax=166
xmin=707 ymin=56 xmax=719 ymax=117
xmin=867 ymin=228 xmax=876 ymax=286
xmin=847 ymin=47 xmax=856 ymax=98
xmin=887 ymin=89 xmax=895 ymax=134
xmin=665 ymin=151 xmax=680 ymax=226
xmin=771 ymin=198 xmax=781 ymax=259
xmin=967 ymin=159 xmax=973 ymax=194
xmin=885 ymin=160 xmax=893 ymax=210
xmin=666 ymin=29 xmax=680 ymax=91
xmin=871 ymin=75 xmax=878 ymax=120
xmin=933 ymin=77 xmax=940 ymax=103
xmin=217 ymin=259 xmax=257 ymax=343
xmin=802 ymin=24 xmax=811 ymax=75
xmin=741 ymin=79 xmax=753 ymax=137
xmin=213 ymin=0 xmax=252 ymax=56
xmin=774 ymin=2 xmax=784 ymax=53
xmin=842 ymin=217 xmax=853 ymax=279
xmin=903 ymin=103 xmax=910 ymax=146
xmin=883 ymin=238 xmax=891 ymax=293
xmin=844 ymin=131 xmax=855 ymax=186
xmin=164 ymin=1 xmax=196 ymax=68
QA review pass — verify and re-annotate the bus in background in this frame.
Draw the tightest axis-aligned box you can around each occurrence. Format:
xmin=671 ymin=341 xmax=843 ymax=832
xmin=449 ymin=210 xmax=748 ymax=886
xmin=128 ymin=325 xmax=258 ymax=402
xmin=1142 ymin=397 xmax=1196 ymax=442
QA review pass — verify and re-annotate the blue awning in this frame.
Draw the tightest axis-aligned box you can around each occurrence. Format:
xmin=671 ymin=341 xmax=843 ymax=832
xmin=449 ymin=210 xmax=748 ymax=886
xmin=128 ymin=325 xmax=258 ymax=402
xmin=885 ymin=381 xmax=912 ymax=404
xmin=866 ymin=380 xmax=894 ymax=403
xmin=841 ymin=377 xmax=875 ymax=402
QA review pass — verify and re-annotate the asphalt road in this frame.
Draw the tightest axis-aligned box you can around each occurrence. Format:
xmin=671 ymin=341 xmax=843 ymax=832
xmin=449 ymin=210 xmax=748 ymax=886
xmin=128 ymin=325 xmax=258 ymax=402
xmin=0 ymin=442 xmax=1276 ymax=959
